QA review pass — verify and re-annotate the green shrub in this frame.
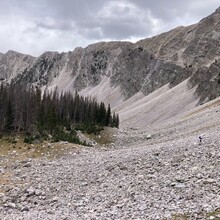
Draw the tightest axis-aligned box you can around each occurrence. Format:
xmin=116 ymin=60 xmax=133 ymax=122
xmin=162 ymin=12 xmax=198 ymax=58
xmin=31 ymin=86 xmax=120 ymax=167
xmin=75 ymin=124 xmax=103 ymax=135
xmin=24 ymin=136 xmax=34 ymax=144
xmin=52 ymin=129 xmax=81 ymax=144
xmin=11 ymin=139 xmax=17 ymax=144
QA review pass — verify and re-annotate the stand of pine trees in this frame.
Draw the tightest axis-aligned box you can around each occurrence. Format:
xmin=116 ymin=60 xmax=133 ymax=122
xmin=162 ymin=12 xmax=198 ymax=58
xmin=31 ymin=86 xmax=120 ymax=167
xmin=0 ymin=84 xmax=119 ymax=143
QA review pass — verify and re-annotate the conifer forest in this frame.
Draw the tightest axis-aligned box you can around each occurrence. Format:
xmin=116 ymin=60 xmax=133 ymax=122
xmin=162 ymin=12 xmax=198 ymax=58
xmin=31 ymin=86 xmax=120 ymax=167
xmin=0 ymin=84 xmax=119 ymax=143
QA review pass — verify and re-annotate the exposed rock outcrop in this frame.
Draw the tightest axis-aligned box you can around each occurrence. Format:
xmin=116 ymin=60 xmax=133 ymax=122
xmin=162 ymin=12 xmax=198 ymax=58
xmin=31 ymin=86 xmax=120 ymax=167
xmin=137 ymin=7 xmax=220 ymax=68
xmin=189 ymin=58 xmax=220 ymax=104
xmin=0 ymin=50 xmax=35 ymax=82
xmin=2 ymin=43 xmax=191 ymax=101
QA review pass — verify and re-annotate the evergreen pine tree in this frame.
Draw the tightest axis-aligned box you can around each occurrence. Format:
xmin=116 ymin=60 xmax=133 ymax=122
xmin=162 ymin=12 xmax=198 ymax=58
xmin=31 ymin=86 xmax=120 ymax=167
xmin=5 ymin=99 xmax=14 ymax=131
xmin=106 ymin=104 xmax=111 ymax=126
xmin=116 ymin=114 xmax=119 ymax=128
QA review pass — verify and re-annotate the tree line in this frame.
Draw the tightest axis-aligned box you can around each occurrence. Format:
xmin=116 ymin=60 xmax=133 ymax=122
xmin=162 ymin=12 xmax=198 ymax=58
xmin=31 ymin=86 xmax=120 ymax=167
xmin=0 ymin=84 xmax=119 ymax=142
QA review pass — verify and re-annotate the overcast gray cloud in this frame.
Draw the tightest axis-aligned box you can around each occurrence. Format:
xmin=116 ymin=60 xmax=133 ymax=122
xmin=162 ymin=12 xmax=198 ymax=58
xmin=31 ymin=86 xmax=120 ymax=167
xmin=0 ymin=0 xmax=219 ymax=56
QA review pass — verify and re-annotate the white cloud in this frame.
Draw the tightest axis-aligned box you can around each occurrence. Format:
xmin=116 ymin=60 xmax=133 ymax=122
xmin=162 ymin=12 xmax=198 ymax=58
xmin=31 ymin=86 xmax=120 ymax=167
xmin=79 ymin=1 xmax=159 ymax=39
xmin=0 ymin=14 xmax=93 ymax=56
xmin=0 ymin=0 xmax=219 ymax=56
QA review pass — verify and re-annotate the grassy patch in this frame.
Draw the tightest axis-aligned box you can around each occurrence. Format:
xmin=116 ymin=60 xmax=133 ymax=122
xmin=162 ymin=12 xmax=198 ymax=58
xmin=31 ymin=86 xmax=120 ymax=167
xmin=0 ymin=134 xmax=81 ymax=163
xmin=171 ymin=214 xmax=189 ymax=220
xmin=167 ymin=209 xmax=220 ymax=220
xmin=206 ymin=208 xmax=220 ymax=219
xmin=0 ymin=135 xmax=81 ymax=194
xmin=86 ymin=127 xmax=116 ymax=145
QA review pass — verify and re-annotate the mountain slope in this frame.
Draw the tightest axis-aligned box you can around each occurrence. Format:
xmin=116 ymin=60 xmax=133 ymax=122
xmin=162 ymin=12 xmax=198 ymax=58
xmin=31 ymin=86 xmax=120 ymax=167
xmin=1 ymin=8 xmax=220 ymax=220
xmin=0 ymin=8 xmax=220 ymax=127
xmin=9 ymin=42 xmax=191 ymax=102
xmin=137 ymin=7 xmax=220 ymax=68
xmin=0 ymin=50 xmax=35 ymax=82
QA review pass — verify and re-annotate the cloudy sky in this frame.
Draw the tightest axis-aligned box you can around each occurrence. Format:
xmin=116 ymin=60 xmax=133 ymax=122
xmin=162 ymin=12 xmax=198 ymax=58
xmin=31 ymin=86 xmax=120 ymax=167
xmin=0 ymin=0 xmax=219 ymax=56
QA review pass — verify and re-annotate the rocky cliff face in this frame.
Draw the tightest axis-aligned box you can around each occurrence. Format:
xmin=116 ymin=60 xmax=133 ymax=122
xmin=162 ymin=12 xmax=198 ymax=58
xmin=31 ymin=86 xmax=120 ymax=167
xmin=0 ymin=8 xmax=220 ymax=117
xmin=137 ymin=7 xmax=220 ymax=69
xmin=0 ymin=50 xmax=35 ymax=82
xmin=189 ymin=58 xmax=220 ymax=104
xmin=4 ymin=42 xmax=191 ymax=101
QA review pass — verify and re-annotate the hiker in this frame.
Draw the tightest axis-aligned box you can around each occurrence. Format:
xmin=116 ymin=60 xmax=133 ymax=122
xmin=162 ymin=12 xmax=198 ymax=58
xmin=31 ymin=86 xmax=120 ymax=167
xmin=199 ymin=136 xmax=203 ymax=144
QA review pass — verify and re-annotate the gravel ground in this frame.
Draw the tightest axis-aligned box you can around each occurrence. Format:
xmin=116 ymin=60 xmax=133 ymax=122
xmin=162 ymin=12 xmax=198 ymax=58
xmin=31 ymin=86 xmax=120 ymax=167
xmin=0 ymin=101 xmax=220 ymax=219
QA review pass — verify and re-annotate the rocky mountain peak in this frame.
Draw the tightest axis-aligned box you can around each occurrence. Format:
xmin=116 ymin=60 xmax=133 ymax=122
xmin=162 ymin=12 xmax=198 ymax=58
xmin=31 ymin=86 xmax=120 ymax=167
xmin=5 ymin=50 xmax=34 ymax=59
xmin=6 ymin=50 xmax=19 ymax=54
xmin=0 ymin=50 xmax=35 ymax=82
xmin=40 ymin=51 xmax=59 ymax=57
xmin=215 ymin=6 xmax=220 ymax=13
